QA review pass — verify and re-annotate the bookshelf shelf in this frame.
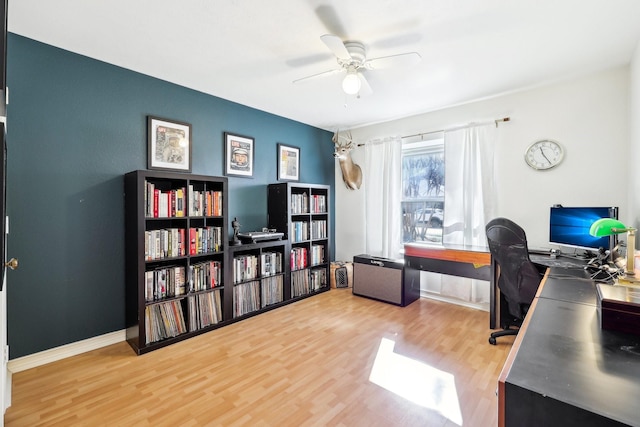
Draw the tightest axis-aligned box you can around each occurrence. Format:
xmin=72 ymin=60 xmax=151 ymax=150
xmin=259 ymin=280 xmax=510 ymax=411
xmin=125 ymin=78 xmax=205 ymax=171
xmin=125 ymin=170 xmax=228 ymax=355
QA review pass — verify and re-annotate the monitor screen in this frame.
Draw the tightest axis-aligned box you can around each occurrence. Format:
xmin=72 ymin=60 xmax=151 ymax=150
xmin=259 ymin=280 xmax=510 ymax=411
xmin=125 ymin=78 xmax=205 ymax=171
xmin=549 ymin=206 xmax=618 ymax=251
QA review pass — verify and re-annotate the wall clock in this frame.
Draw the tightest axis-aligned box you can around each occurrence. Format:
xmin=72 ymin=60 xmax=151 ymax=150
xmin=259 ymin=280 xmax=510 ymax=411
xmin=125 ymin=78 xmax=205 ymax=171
xmin=524 ymin=139 xmax=564 ymax=170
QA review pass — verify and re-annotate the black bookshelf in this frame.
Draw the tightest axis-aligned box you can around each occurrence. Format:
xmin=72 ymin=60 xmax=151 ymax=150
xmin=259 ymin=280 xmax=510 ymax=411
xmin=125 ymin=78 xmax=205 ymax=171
xmin=125 ymin=175 xmax=331 ymax=355
xmin=125 ymin=170 xmax=228 ymax=355
xmin=268 ymin=183 xmax=331 ymax=298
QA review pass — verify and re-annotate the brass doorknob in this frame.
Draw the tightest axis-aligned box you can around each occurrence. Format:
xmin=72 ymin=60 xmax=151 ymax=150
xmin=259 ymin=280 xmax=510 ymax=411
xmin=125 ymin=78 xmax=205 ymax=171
xmin=5 ymin=258 xmax=18 ymax=270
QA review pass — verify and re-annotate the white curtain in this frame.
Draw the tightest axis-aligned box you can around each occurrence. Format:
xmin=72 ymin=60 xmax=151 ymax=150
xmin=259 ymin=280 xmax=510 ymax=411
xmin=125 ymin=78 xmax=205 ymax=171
xmin=443 ymin=124 xmax=497 ymax=247
xmin=364 ymin=136 xmax=403 ymax=259
xmin=438 ymin=123 xmax=497 ymax=305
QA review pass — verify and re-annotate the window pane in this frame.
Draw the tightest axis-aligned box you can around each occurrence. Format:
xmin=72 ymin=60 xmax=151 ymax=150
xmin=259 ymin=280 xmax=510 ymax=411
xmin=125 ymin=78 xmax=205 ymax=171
xmin=402 ymin=152 xmax=444 ymax=199
xmin=401 ymin=135 xmax=444 ymax=244
xmin=402 ymin=200 xmax=444 ymax=243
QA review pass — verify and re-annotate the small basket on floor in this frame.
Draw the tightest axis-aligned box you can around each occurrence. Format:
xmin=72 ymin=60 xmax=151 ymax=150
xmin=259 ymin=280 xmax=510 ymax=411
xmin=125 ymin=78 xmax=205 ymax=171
xmin=330 ymin=261 xmax=353 ymax=288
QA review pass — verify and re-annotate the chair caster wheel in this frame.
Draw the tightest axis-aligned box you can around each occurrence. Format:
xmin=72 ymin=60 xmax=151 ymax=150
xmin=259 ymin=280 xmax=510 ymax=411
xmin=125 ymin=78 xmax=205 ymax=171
xmin=489 ymin=337 xmax=497 ymax=345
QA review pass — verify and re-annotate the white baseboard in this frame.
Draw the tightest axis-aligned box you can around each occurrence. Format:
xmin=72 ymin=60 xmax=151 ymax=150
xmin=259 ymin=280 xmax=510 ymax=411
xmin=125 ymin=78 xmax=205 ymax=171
xmin=7 ymin=330 xmax=126 ymax=373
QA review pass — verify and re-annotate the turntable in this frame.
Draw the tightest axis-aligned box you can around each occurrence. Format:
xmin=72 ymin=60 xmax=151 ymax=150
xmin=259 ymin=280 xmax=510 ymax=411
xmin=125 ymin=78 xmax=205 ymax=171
xmin=237 ymin=230 xmax=284 ymax=243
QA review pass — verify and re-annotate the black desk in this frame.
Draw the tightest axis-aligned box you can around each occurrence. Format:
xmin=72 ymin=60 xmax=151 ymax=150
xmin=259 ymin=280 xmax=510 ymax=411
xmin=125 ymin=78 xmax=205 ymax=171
xmin=499 ymin=267 xmax=640 ymax=426
xmin=529 ymin=253 xmax=590 ymax=270
xmin=493 ymin=252 xmax=588 ymax=328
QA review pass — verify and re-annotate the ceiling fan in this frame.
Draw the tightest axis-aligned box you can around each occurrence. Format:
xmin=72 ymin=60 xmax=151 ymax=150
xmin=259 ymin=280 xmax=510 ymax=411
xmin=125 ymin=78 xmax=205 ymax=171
xmin=293 ymin=34 xmax=422 ymax=96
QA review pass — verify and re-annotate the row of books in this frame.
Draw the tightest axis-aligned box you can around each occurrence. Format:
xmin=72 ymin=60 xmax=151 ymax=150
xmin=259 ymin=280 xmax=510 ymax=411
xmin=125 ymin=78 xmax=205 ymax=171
xmin=145 ymin=226 xmax=223 ymax=260
xmin=310 ymin=194 xmax=327 ymax=214
xmin=189 ymin=226 xmax=223 ymax=255
xmin=233 ymin=254 xmax=259 ymax=283
xmin=291 ymin=221 xmax=309 ymax=242
xmin=291 ymin=247 xmax=308 ymax=271
xmin=291 ymin=269 xmax=311 ymax=298
xmin=291 ymin=193 xmax=309 ymax=214
xmin=310 ymin=268 xmax=327 ymax=291
xmin=188 ymin=185 xmax=223 ymax=217
xmin=190 ymin=260 xmax=223 ymax=292
xmin=233 ymin=252 xmax=284 ymax=283
xmin=188 ymin=289 xmax=222 ymax=331
xmin=145 ymin=181 xmax=187 ymax=218
xmin=291 ymin=221 xmax=327 ymax=242
xmin=290 ymin=192 xmax=328 ymax=214
xmin=145 ymin=300 xmax=187 ymax=344
xmin=290 ymin=268 xmax=327 ymax=297
xmin=311 ymin=244 xmax=325 ymax=266
xmin=145 ymin=228 xmax=185 ymax=260
xmin=144 ymin=255 xmax=319 ymax=303
xmin=144 ymin=180 xmax=223 ymax=218
xmin=311 ymin=220 xmax=327 ymax=239
xmin=145 ymin=266 xmax=186 ymax=302
xmin=233 ymin=280 xmax=260 ymax=317
xmin=261 ymin=251 xmax=284 ymax=277
xmin=261 ymin=276 xmax=284 ymax=308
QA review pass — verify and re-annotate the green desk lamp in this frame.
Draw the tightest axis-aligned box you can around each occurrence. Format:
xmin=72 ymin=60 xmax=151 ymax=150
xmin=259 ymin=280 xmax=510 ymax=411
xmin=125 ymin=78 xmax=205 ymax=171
xmin=590 ymin=218 xmax=636 ymax=279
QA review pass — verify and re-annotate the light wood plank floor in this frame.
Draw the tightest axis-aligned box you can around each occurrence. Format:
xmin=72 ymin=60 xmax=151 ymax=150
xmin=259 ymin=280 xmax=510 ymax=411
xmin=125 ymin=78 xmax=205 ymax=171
xmin=5 ymin=289 xmax=514 ymax=426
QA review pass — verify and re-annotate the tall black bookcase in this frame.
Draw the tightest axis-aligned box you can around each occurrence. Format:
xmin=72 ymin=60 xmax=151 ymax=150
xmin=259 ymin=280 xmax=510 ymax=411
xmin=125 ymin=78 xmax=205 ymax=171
xmin=125 ymin=170 xmax=228 ymax=355
xmin=268 ymin=182 xmax=331 ymax=298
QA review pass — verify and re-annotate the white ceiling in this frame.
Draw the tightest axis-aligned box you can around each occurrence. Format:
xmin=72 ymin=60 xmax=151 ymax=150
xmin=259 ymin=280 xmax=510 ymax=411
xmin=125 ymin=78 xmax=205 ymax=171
xmin=8 ymin=0 xmax=640 ymax=131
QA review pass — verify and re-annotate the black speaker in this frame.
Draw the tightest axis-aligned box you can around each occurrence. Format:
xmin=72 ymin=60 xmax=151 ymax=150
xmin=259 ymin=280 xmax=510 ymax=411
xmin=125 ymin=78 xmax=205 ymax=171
xmin=352 ymin=254 xmax=418 ymax=306
xmin=353 ymin=256 xmax=403 ymax=305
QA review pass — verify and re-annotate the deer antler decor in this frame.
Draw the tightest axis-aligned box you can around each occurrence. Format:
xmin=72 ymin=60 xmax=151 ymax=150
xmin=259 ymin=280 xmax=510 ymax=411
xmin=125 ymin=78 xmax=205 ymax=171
xmin=332 ymin=130 xmax=362 ymax=190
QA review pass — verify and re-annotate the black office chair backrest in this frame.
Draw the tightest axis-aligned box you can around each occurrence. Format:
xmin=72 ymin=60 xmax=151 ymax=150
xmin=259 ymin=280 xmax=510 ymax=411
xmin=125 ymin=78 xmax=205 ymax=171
xmin=486 ymin=217 xmax=542 ymax=319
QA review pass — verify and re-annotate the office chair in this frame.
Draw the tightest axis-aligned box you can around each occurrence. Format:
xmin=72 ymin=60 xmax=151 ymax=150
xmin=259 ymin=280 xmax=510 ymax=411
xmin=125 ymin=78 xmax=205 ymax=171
xmin=486 ymin=217 xmax=544 ymax=345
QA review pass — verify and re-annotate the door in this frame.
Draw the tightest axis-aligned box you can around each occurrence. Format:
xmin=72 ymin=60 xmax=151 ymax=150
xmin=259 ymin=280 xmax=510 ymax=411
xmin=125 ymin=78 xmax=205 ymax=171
xmin=0 ymin=0 xmax=10 ymax=418
xmin=0 ymin=122 xmax=9 ymax=420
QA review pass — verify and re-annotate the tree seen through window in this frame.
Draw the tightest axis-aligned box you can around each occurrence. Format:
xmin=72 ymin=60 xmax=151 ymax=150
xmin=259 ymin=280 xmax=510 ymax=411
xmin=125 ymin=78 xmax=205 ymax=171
xmin=401 ymin=134 xmax=445 ymax=244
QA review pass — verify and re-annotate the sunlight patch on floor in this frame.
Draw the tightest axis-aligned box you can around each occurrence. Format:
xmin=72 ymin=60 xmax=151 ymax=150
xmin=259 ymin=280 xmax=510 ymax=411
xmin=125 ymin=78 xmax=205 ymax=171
xmin=369 ymin=337 xmax=463 ymax=426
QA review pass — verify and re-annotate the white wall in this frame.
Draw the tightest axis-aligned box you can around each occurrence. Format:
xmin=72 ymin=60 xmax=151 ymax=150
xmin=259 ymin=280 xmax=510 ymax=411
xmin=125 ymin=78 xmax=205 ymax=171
xmin=336 ymin=67 xmax=630 ymax=261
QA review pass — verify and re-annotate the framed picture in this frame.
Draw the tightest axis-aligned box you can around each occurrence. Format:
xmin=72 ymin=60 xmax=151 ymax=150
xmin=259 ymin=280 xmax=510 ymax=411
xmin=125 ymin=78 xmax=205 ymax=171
xmin=147 ymin=116 xmax=192 ymax=172
xmin=277 ymin=143 xmax=300 ymax=181
xmin=224 ymin=132 xmax=254 ymax=178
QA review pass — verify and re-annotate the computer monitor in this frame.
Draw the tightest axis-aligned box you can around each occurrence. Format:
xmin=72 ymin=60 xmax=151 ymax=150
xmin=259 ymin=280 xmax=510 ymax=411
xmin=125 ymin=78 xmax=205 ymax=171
xmin=549 ymin=206 xmax=618 ymax=253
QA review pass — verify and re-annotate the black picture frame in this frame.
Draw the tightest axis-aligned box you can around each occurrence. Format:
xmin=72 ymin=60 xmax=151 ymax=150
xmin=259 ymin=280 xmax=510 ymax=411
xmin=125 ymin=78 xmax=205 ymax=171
xmin=147 ymin=116 xmax=192 ymax=172
xmin=224 ymin=132 xmax=254 ymax=178
xmin=277 ymin=143 xmax=300 ymax=181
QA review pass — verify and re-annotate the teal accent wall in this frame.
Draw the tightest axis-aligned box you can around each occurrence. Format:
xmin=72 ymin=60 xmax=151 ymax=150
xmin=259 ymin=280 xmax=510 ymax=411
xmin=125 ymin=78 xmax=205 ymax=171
xmin=6 ymin=34 xmax=335 ymax=358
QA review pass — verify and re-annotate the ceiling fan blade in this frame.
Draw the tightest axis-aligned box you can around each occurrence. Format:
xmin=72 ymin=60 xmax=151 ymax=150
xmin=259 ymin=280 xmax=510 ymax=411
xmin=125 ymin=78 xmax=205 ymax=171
xmin=320 ymin=34 xmax=351 ymax=61
xmin=357 ymin=73 xmax=373 ymax=96
xmin=365 ymin=52 xmax=422 ymax=70
xmin=293 ymin=68 xmax=342 ymax=84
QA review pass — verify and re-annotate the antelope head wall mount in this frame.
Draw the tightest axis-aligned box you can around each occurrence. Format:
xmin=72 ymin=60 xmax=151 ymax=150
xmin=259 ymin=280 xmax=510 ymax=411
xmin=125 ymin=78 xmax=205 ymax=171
xmin=332 ymin=130 xmax=362 ymax=190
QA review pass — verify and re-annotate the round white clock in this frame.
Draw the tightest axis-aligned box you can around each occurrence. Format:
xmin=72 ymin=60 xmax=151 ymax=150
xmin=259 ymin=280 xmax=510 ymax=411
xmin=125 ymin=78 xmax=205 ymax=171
xmin=524 ymin=139 xmax=564 ymax=170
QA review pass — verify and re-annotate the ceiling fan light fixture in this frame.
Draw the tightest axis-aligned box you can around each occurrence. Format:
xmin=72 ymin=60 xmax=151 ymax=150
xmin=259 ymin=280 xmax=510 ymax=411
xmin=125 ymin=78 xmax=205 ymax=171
xmin=342 ymin=72 xmax=361 ymax=95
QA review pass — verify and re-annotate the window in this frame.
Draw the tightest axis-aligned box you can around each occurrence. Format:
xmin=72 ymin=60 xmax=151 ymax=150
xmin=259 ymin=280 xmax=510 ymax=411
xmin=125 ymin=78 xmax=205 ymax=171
xmin=401 ymin=133 xmax=445 ymax=244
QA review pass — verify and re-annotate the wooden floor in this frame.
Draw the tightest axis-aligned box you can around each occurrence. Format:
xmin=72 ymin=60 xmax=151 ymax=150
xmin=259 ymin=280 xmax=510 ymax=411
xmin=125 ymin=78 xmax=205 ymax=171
xmin=5 ymin=290 xmax=513 ymax=427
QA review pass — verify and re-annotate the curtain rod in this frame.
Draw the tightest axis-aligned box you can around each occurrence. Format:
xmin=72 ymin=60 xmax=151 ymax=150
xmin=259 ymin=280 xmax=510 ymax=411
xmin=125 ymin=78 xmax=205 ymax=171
xmin=355 ymin=117 xmax=510 ymax=147
xmin=401 ymin=117 xmax=510 ymax=140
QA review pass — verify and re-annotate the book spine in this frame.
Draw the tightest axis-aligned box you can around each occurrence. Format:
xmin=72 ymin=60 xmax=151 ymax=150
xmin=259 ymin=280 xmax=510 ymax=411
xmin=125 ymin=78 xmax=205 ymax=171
xmin=153 ymin=188 xmax=159 ymax=218
xmin=189 ymin=228 xmax=197 ymax=255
